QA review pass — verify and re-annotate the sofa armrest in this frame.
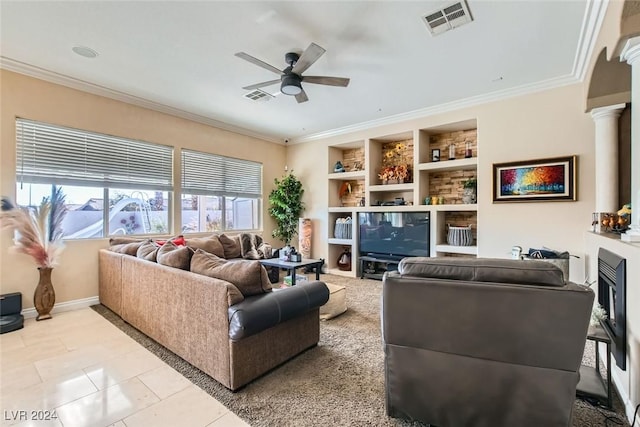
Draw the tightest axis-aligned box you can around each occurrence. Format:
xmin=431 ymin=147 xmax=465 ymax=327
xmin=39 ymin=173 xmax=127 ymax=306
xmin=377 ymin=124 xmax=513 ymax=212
xmin=98 ymin=249 xmax=124 ymax=315
xmin=228 ymin=281 xmax=329 ymax=341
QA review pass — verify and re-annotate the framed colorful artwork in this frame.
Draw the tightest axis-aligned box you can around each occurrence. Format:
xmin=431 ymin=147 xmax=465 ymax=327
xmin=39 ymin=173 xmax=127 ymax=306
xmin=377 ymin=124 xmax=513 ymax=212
xmin=493 ymin=156 xmax=576 ymax=202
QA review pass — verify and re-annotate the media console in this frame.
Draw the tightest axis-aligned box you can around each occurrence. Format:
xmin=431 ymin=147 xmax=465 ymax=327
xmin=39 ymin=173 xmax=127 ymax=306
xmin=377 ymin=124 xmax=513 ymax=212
xmin=359 ymin=255 xmax=401 ymax=280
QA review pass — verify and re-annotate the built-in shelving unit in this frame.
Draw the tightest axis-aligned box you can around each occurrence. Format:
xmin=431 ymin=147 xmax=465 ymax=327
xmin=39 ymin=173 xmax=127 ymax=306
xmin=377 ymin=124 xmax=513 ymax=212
xmin=325 ymin=119 xmax=479 ymax=277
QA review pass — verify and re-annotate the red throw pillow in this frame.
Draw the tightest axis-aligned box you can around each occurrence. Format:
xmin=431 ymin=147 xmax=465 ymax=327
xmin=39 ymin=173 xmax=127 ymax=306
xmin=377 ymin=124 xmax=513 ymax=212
xmin=156 ymin=235 xmax=186 ymax=246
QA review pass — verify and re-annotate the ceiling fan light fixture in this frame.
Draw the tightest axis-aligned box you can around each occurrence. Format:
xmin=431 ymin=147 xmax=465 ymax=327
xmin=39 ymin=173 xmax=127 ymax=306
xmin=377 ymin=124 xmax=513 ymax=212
xmin=281 ymin=74 xmax=302 ymax=95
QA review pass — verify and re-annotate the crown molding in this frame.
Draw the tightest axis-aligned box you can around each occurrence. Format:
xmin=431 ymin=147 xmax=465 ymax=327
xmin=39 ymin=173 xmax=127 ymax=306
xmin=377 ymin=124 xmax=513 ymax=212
xmin=292 ymin=73 xmax=579 ymax=144
xmin=0 ymin=57 xmax=281 ymax=145
xmin=572 ymin=0 xmax=608 ymax=81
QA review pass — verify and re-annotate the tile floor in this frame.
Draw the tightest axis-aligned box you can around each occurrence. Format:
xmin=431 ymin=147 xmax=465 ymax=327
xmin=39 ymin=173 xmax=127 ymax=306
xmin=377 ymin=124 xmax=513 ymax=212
xmin=0 ymin=308 xmax=249 ymax=427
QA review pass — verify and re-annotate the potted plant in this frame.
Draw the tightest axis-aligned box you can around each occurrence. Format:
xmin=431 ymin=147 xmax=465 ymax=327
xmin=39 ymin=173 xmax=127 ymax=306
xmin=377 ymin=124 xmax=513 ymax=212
xmin=268 ymin=172 xmax=305 ymax=253
xmin=462 ymin=178 xmax=477 ymax=204
xmin=0 ymin=186 xmax=67 ymax=320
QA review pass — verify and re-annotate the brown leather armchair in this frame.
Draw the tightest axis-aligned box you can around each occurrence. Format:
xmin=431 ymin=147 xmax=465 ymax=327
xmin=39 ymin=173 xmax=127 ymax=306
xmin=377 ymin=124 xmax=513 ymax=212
xmin=382 ymin=257 xmax=594 ymax=427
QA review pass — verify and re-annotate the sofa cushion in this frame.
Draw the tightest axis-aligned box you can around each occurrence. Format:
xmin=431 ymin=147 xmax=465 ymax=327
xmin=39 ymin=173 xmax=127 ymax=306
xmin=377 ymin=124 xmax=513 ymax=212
xmin=137 ymin=241 xmax=160 ymax=261
xmin=398 ymin=257 xmax=565 ymax=287
xmin=190 ymin=249 xmax=245 ymax=306
xmin=109 ymin=239 xmax=147 ymax=256
xmin=186 ymin=234 xmax=225 ymax=258
xmin=157 ymin=241 xmax=194 ymax=270
xmin=188 ymin=249 xmax=271 ymax=296
xmin=228 ymin=281 xmax=330 ymax=341
xmin=109 ymin=236 xmax=146 ymax=245
xmin=219 ymin=234 xmax=242 ymax=259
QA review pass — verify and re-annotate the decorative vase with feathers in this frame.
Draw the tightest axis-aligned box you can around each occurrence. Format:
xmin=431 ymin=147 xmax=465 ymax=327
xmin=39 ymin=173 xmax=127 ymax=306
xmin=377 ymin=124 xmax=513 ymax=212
xmin=0 ymin=186 xmax=67 ymax=321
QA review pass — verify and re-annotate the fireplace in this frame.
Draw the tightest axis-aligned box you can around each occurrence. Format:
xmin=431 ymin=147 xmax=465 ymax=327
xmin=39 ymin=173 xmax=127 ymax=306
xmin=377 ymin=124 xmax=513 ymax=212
xmin=597 ymin=248 xmax=627 ymax=370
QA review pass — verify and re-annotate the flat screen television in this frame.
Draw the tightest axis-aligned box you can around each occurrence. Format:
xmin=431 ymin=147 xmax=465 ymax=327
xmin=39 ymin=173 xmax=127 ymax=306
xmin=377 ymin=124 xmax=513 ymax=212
xmin=358 ymin=211 xmax=430 ymax=259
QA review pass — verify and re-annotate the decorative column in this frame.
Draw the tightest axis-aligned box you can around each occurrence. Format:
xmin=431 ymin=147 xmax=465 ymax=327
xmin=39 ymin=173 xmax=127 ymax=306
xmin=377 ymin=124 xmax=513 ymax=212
xmin=591 ymin=104 xmax=625 ymax=212
xmin=620 ymin=37 xmax=640 ymax=242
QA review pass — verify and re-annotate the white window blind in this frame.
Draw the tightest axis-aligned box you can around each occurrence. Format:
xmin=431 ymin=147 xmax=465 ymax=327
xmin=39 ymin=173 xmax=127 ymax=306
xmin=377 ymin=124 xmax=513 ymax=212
xmin=181 ymin=149 xmax=262 ymax=198
xmin=16 ymin=118 xmax=173 ymax=191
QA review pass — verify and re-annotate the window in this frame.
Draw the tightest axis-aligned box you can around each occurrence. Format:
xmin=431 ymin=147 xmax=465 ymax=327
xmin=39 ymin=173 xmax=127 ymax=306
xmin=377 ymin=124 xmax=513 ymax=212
xmin=181 ymin=149 xmax=261 ymax=233
xmin=16 ymin=118 xmax=173 ymax=239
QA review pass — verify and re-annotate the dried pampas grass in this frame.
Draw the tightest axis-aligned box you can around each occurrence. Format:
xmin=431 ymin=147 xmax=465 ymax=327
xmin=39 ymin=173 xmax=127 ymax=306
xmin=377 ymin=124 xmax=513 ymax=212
xmin=0 ymin=188 xmax=67 ymax=268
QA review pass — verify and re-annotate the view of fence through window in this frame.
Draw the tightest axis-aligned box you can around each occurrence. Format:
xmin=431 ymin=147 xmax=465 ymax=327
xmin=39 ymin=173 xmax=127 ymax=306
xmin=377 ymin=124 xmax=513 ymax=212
xmin=16 ymin=184 xmax=259 ymax=239
xmin=180 ymin=195 xmax=259 ymax=233
xmin=16 ymin=184 xmax=170 ymax=239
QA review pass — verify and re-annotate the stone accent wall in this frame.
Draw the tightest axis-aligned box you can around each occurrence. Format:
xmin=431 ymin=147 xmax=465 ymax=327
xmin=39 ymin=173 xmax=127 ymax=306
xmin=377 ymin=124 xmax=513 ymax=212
xmin=429 ymin=129 xmax=477 ymax=160
xmin=427 ymin=129 xmax=478 ymax=204
xmin=341 ymin=147 xmax=365 ymax=172
xmin=428 ymin=170 xmax=477 ymax=204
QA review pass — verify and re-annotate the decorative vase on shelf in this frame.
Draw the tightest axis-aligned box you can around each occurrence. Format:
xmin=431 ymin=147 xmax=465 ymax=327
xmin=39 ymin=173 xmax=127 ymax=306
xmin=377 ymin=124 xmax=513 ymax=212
xmin=34 ymin=267 xmax=55 ymax=321
xmin=462 ymin=187 xmax=477 ymax=204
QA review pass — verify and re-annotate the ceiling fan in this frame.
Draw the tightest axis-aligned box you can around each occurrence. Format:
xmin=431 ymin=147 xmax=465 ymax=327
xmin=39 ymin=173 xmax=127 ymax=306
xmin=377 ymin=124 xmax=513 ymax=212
xmin=235 ymin=42 xmax=350 ymax=103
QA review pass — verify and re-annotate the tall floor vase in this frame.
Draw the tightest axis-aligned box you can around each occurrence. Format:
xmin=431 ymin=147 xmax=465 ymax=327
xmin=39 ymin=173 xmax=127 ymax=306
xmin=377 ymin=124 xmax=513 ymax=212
xmin=34 ymin=267 xmax=55 ymax=321
xmin=299 ymin=218 xmax=312 ymax=259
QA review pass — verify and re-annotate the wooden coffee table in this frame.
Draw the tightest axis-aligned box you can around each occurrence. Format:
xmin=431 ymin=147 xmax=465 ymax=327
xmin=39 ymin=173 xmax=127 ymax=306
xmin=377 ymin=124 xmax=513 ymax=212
xmin=259 ymin=258 xmax=324 ymax=286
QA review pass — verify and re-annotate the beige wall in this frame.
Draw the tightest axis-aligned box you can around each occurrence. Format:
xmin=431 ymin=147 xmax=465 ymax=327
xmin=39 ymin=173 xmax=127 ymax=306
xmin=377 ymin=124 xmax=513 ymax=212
xmin=288 ymin=83 xmax=596 ymax=274
xmin=0 ymin=70 xmax=286 ymax=307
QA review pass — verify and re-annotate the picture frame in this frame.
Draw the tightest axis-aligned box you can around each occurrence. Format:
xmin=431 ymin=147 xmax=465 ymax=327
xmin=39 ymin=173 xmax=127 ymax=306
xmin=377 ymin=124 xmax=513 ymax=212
xmin=431 ymin=149 xmax=440 ymax=162
xmin=493 ymin=155 xmax=576 ymax=202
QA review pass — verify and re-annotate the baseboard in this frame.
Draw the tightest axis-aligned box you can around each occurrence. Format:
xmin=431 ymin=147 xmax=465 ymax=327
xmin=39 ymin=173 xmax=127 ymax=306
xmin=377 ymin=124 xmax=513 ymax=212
xmin=21 ymin=296 xmax=99 ymax=319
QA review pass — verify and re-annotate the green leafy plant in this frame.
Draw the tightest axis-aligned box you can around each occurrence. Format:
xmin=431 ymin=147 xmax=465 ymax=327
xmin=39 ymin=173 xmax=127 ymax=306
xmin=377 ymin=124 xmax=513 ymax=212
xmin=463 ymin=178 xmax=477 ymax=189
xmin=268 ymin=173 xmax=305 ymax=245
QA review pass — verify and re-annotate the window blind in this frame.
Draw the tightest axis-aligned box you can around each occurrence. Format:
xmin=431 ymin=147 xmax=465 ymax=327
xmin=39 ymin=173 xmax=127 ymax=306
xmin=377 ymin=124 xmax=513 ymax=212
xmin=181 ymin=149 xmax=262 ymax=198
xmin=16 ymin=118 xmax=173 ymax=191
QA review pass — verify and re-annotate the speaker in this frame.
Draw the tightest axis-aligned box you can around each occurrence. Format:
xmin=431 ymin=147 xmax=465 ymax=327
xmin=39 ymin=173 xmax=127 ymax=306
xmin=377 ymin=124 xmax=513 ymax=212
xmin=0 ymin=292 xmax=24 ymax=334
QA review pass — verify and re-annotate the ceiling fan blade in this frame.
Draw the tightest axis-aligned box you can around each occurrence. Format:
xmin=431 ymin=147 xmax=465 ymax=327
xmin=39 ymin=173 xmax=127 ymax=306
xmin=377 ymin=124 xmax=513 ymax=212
xmin=302 ymin=76 xmax=350 ymax=87
xmin=295 ymin=89 xmax=309 ymax=103
xmin=292 ymin=43 xmax=325 ymax=74
xmin=235 ymin=52 xmax=282 ymax=75
xmin=242 ymin=79 xmax=281 ymax=90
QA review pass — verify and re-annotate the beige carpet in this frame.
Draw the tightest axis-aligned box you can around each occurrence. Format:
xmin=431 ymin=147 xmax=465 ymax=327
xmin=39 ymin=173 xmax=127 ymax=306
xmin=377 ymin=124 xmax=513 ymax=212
xmin=93 ymin=274 xmax=630 ymax=427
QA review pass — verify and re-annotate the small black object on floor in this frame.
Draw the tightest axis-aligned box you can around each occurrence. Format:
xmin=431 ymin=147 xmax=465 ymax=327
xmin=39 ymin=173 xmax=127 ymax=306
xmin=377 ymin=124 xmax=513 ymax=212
xmin=1 ymin=292 xmax=24 ymax=334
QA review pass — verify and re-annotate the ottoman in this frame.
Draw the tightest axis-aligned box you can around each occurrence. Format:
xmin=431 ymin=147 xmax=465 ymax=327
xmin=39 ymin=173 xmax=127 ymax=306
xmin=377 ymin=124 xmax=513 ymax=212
xmin=320 ymin=283 xmax=347 ymax=320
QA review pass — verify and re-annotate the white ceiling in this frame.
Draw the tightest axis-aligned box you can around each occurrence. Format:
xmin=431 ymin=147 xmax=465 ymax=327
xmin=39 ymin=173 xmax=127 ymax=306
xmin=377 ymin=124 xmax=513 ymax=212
xmin=0 ymin=1 xmax=601 ymax=144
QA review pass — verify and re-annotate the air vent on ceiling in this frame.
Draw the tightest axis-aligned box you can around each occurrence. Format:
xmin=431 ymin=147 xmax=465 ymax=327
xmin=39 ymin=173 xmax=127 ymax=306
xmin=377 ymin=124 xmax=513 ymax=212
xmin=422 ymin=1 xmax=473 ymax=36
xmin=244 ymin=89 xmax=275 ymax=101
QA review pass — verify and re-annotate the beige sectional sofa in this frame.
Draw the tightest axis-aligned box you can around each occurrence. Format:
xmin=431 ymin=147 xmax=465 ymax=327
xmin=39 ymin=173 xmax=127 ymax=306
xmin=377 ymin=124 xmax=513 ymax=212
xmin=99 ymin=239 xmax=328 ymax=391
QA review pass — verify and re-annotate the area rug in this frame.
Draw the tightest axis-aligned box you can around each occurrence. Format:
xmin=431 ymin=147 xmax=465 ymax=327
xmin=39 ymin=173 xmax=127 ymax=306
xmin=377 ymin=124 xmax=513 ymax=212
xmin=92 ymin=274 xmax=630 ymax=427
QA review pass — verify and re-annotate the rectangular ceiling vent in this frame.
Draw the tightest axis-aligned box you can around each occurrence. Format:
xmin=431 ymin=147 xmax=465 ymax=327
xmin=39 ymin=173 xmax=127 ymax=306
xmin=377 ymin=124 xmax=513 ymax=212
xmin=244 ymin=89 xmax=275 ymax=101
xmin=422 ymin=1 xmax=473 ymax=36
